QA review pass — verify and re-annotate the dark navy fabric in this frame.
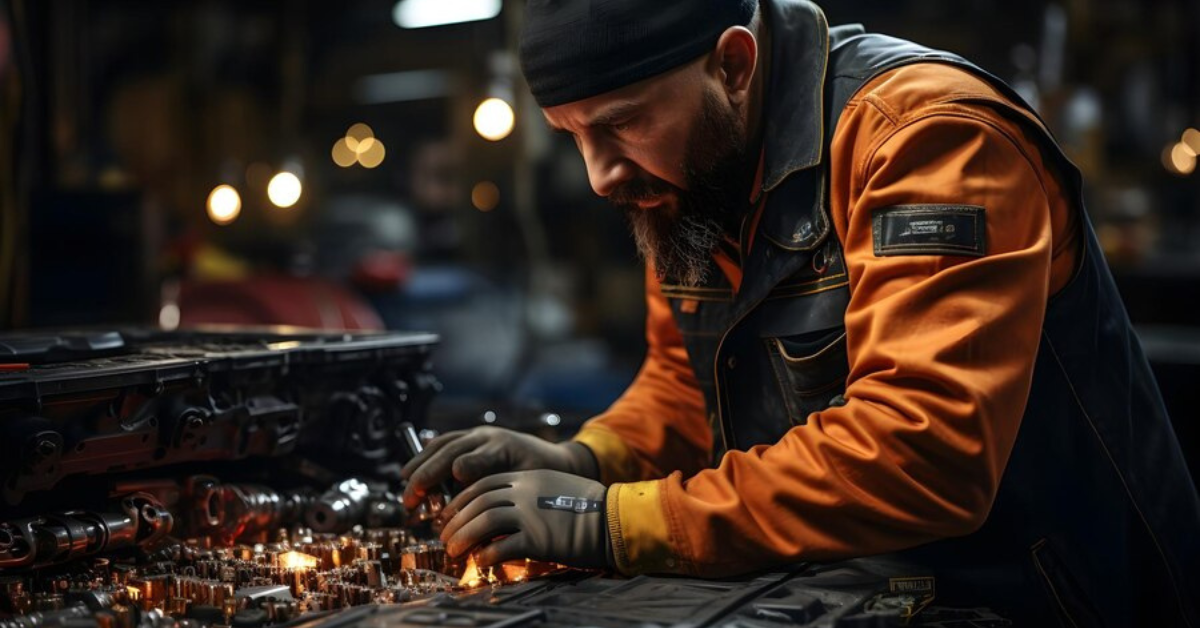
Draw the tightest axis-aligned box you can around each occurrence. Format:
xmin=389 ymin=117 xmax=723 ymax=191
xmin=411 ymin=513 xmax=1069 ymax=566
xmin=660 ymin=2 xmax=1200 ymax=625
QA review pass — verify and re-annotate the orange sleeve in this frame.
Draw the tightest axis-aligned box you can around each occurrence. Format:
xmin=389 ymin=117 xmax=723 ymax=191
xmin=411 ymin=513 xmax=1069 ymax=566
xmin=573 ymin=265 xmax=713 ymax=486
xmin=606 ymin=96 xmax=1064 ymax=576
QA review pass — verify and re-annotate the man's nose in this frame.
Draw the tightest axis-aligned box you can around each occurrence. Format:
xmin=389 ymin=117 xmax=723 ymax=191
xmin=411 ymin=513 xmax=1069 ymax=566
xmin=582 ymin=141 xmax=634 ymax=198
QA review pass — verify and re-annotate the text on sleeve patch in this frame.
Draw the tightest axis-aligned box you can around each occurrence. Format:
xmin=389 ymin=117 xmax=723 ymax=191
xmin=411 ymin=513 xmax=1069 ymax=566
xmin=872 ymin=205 xmax=986 ymax=257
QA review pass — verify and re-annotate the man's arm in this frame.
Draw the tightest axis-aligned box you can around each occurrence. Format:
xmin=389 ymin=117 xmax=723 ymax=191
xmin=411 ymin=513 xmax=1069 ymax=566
xmin=433 ymin=270 xmax=715 ymax=569
xmin=604 ymin=100 xmax=1066 ymax=576
xmin=573 ymin=265 xmax=713 ymax=485
xmin=401 ymin=265 xmax=709 ymax=506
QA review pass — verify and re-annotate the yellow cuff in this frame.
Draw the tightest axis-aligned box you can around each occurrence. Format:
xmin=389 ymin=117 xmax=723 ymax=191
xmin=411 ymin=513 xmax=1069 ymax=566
xmin=573 ymin=425 xmax=643 ymax=485
xmin=606 ymin=481 xmax=683 ymax=575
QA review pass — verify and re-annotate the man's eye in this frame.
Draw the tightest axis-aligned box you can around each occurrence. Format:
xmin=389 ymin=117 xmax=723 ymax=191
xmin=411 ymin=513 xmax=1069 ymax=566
xmin=610 ymin=119 xmax=635 ymax=133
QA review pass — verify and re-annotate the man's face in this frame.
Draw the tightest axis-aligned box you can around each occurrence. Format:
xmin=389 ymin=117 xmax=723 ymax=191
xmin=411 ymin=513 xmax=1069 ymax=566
xmin=543 ymin=58 xmax=749 ymax=286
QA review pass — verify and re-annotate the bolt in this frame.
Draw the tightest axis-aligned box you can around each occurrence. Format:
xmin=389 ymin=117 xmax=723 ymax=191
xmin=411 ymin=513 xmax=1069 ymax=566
xmin=36 ymin=439 xmax=57 ymax=457
xmin=27 ymin=438 xmax=59 ymax=464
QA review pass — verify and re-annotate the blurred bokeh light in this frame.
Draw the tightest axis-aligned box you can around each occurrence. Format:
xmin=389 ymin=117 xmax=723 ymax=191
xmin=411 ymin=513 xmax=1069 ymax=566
xmin=206 ymin=185 xmax=242 ymax=226
xmin=473 ymin=98 xmax=515 ymax=142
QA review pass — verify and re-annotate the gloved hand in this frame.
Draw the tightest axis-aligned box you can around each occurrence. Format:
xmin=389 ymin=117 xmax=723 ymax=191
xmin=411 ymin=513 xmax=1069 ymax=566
xmin=400 ymin=426 xmax=599 ymax=509
xmin=438 ymin=470 xmax=610 ymax=569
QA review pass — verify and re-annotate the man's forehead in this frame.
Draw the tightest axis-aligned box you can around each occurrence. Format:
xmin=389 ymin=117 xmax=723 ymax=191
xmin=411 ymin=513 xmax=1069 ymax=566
xmin=541 ymin=62 xmax=698 ymax=131
xmin=543 ymin=98 xmax=643 ymax=131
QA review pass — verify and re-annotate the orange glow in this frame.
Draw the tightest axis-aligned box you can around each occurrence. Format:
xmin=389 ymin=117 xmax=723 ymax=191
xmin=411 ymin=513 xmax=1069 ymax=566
xmin=458 ymin=555 xmax=487 ymax=588
xmin=1182 ymin=128 xmax=1200 ymax=155
xmin=333 ymin=124 xmax=387 ymax=169
xmin=457 ymin=555 xmax=546 ymax=587
xmin=358 ymin=139 xmax=387 ymax=169
xmin=471 ymin=181 xmax=500 ymax=212
xmin=1169 ymin=143 xmax=1197 ymax=175
xmin=332 ymin=138 xmax=357 ymax=168
xmin=347 ymin=123 xmax=374 ymax=143
xmin=499 ymin=560 xmax=530 ymax=583
xmin=277 ymin=551 xmax=319 ymax=570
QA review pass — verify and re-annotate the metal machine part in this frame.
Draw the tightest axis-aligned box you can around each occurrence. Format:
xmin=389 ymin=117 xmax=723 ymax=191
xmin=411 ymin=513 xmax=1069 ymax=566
xmin=0 ymin=329 xmax=440 ymax=507
xmin=397 ymin=423 xmax=449 ymax=527
xmin=0 ymin=524 xmax=473 ymax=621
xmin=0 ymin=494 xmax=171 ymax=570
xmin=306 ymin=480 xmax=371 ymax=533
xmin=0 ymin=330 xmax=1004 ymax=627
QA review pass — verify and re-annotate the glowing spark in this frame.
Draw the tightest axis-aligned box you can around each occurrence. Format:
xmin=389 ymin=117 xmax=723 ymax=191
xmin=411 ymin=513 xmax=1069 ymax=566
xmin=277 ymin=551 xmax=319 ymax=570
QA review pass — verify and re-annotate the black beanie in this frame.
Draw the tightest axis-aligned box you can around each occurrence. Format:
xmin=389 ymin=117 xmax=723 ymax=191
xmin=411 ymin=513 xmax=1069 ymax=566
xmin=519 ymin=0 xmax=757 ymax=108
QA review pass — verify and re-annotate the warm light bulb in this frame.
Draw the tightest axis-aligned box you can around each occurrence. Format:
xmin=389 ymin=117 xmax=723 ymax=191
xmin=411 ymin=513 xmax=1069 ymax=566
xmin=474 ymin=98 xmax=515 ymax=141
xmin=267 ymin=172 xmax=303 ymax=208
xmin=206 ymin=184 xmax=242 ymax=225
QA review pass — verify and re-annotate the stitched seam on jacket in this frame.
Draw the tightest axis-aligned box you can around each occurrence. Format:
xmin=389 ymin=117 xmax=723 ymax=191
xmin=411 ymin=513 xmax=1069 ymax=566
xmin=766 ymin=279 xmax=850 ymax=301
xmin=663 ymin=293 xmax=733 ymax=303
xmin=772 ymin=270 xmax=849 ymax=291
xmin=761 ymin=170 xmax=832 ymax=252
xmin=1042 ymin=333 xmax=1193 ymax=627
xmin=608 ymin=485 xmax=628 ymax=572
xmin=763 ymin=339 xmax=804 ymax=424
xmin=772 ymin=331 xmax=847 ymax=364
xmin=660 ymin=285 xmax=732 ymax=294
xmin=1030 ymin=539 xmax=1082 ymax=628
xmin=660 ymin=479 xmax=695 ymax=575
xmin=857 ymin=110 xmax=1054 ymax=203
xmin=862 ymin=94 xmax=900 ymax=125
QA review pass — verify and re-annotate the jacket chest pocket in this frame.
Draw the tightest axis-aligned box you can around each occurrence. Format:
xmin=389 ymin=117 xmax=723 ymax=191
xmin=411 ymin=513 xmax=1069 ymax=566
xmin=764 ymin=328 xmax=849 ymax=426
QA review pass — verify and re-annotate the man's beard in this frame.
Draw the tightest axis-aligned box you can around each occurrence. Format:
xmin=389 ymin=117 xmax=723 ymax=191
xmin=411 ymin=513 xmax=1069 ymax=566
xmin=611 ymin=90 xmax=749 ymax=287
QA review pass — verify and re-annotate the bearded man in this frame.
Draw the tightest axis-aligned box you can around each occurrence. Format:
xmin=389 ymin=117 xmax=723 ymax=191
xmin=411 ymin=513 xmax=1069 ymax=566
xmin=402 ymin=1 xmax=1200 ymax=625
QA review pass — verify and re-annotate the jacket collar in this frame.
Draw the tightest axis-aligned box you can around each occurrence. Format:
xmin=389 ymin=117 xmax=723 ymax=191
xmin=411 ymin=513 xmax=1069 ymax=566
xmin=757 ymin=0 xmax=831 ymax=196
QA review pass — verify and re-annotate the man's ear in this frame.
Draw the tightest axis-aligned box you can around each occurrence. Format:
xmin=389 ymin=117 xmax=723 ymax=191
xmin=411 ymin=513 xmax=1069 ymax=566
xmin=710 ymin=26 xmax=758 ymax=105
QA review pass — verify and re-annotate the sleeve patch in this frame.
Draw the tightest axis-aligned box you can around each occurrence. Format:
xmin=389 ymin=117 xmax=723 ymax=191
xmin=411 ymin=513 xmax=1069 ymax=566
xmin=872 ymin=205 xmax=986 ymax=257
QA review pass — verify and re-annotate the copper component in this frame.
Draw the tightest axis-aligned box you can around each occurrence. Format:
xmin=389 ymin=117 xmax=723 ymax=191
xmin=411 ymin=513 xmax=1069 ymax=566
xmin=93 ymin=610 xmax=117 ymax=628
xmin=222 ymin=597 xmax=238 ymax=624
xmin=109 ymin=603 xmax=134 ymax=628
xmin=399 ymin=547 xmax=416 ymax=571
xmin=167 ymin=597 xmax=190 ymax=617
xmin=0 ymin=576 xmax=31 ymax=615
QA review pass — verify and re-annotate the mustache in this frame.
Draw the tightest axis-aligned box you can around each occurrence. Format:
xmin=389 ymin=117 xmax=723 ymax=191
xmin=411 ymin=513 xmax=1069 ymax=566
xmin=608 ymin=177 xmax=678 ymax=207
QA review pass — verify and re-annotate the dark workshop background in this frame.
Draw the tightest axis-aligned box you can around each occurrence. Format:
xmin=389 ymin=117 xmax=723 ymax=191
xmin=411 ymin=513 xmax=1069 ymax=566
xmin=0 ymin=0 xmax=1197 ymax=484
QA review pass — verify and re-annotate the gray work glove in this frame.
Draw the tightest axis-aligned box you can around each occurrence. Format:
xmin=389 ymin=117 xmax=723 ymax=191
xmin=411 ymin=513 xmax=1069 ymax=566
xmin=400 ymin=426 xmax=599 ymax=509
xmin=439 ymin=470 xmax=610 ymax=569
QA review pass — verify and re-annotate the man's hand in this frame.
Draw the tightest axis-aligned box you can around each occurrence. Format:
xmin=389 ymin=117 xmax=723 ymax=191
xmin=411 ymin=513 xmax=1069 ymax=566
xmin=400 ymin=427 xmax=598 ymax=509
xmin=438 ymin=470 xmax=610 ymax=569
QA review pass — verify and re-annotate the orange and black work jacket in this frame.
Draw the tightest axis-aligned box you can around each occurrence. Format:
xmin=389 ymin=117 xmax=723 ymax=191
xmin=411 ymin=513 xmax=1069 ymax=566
xmin=572 ymin=1 xmax=1200 ymax=625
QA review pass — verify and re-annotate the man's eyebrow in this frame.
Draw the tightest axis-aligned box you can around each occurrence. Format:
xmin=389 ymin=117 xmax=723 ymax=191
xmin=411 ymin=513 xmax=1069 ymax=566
xmin=544 ymin=101 xmax=641 ymax=135
xmin=588 ymin=102 xmax=640 ymax=127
